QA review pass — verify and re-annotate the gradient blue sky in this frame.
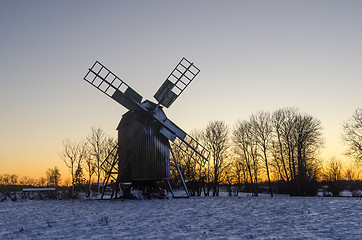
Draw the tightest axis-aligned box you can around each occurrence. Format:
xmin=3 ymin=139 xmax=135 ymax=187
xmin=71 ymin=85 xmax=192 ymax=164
xmin=1 ymin=1 xmax=361 ymax=179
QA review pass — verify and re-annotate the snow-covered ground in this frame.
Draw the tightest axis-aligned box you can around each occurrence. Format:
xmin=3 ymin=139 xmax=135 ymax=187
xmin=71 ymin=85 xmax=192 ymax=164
xmin=0 ymin=195 xmax=361 ymax=240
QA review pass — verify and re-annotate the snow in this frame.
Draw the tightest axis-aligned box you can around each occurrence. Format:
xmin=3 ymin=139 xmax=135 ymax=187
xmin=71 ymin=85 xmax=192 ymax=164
xmin=0 ymin=195 xmax=361 ymax=239
xmin=22 ymin=188 xmax=56 ymax=191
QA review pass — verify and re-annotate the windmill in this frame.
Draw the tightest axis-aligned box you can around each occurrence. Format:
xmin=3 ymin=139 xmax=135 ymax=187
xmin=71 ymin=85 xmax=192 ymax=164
xmin=83 ymin=58 xmax=209 ymax=199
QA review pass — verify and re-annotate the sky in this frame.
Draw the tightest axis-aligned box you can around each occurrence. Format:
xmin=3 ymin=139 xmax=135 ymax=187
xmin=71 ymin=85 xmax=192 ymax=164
xmin=1 ymin=1 xmax=361 ymax=181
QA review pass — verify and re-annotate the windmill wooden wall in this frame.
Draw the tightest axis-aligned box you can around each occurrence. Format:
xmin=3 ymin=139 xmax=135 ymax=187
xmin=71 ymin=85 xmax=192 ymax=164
xmin=117 ymin=103 xmax=171 ymax=182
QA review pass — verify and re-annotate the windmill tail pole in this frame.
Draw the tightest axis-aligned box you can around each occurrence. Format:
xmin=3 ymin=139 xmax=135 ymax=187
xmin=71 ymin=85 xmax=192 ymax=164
xmin=169 ymin=145 xmax=190 ymax=198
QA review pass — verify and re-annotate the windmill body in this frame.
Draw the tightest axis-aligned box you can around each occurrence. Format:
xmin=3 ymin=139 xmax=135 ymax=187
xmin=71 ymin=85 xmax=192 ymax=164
xmin=117 ymin=100 xmax=170 ymax=182
xmin=83 ymin=58 xmax=209 ymax=198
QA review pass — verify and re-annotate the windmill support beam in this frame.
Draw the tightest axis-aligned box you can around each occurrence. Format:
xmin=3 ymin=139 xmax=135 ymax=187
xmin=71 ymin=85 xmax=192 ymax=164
xmin=169 ymin=146 xmax=190 ymax=198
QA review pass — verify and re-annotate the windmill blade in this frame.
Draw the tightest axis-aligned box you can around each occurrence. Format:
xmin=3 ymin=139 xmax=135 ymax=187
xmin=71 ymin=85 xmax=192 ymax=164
xmin=154 ymin=58 xmax=200 ymax=108
xmin=171 ymin=131 xmax=209 ymax=166
xmin=84 ymin=61 xmax=145 ymax=111
xmin=156 ymin=116 xmax=209 ymax=166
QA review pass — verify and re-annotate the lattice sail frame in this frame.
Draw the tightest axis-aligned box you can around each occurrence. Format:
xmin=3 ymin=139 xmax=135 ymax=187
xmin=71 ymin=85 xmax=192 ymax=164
xmin=154 ymin=58 xmax=200 ymax=108
xmin=84 ymin=61 xmax=143 ymax=111
xmin=171 ymin=134 xmax=210 ymax=167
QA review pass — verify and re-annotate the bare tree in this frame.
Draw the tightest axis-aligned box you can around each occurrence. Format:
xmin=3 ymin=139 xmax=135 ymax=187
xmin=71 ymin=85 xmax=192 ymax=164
xmin=323 ymin=157 xmax=343 ymax=181
xmin=19 ymin=176 xmax=36 ymax=186
xmin=84 ymin=150 xmax=96 ymax=195
xmin=46 ymin=166 xmax=61 ymax=187
xmin=203 ymin=121 xmax=229 ymax=196
xmin=342 ymin=108 xmax=362 ymax=166
xmin=0 ymin=174 xmax=18 ymax=185
xmin=86 ymin=127 xmax=105 ymax=192
xmin=250 ymin=111 xmax=274 ymax=196
xmin=233 ymin=120 xmax=259 ymax=196
xmin=10 ymin=174 xmax=18 ymax=185
xmin=86 ymin=127 xmax=117 ymax=192
xmin=232 ymin=156 xmax=248 ymax=195
xmin=60 ymin=138 xmax=86 ymax=195
xmin=294 ymin=113 xmax=323 ymax=196
xmin=270 ymin=108 xmax=323 ymax=196
xmin=344 ymin=163 xmax=359 ymax=181
xmin=0 ymin=174 xmax=9 ymax=185
xmin=323 ymin=157 xmax=343 ymax=196
xmin=272 ymin=108 xmax=299 ymax=193
xmin=271 ymin=109 xmax=290 ymax=182
xmin=38 ymin=177 xmax=46 ymax=187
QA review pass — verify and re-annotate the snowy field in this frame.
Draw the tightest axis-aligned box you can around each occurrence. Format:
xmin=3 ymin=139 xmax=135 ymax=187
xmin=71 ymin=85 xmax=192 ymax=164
xmin=0 ymin=195 xmax=361 ymax=240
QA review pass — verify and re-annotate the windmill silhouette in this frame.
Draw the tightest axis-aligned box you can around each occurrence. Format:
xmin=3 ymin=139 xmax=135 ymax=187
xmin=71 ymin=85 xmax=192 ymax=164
xmin=83 ymin=58 xmax=209 ymax=199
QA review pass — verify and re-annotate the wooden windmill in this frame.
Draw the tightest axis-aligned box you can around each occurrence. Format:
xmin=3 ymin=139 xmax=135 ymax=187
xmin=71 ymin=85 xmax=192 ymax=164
xmin=83 ymin=58 xmax=209 ymax=198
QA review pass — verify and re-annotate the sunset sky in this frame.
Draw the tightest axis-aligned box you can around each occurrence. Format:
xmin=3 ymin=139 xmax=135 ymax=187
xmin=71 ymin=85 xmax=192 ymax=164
xmin=1 ymin=1 xmax=361 ymax=181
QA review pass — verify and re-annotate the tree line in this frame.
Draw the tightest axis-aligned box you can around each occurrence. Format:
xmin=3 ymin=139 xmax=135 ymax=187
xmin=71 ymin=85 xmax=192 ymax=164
xmin=171 ymin=108 xmax=323 ymax=196
xmin=0 ymin=167 xmax=61 ymax=187
xmin=171 ymin=107 xmax=361 ymax=197
xmin=4 ymin=107 xmax=360 ymax=197
xmin=57 ymin=107 xmax=360 ymax=197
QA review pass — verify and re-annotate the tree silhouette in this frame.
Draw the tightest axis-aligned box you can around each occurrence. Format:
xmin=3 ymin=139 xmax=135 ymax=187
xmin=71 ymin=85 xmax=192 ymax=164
xmin=233 ymin=120 xmax=259 ymax=196
xmin=46 ymin=166 xmax=61 ymax=187
xmin=203 ymin=121 xmax=229 ymax=196
xmin=342 ymin=108 xmax=362 ymax=166
xmin=251 ymin=111 xmax=274 ymax=196
xmin=74 ymin=164 xmax=86 ymax=186
xmin=86 ymin=127 xmax=116 ymax=192
xmin=60 ymin=139 xmax=86 ymax=195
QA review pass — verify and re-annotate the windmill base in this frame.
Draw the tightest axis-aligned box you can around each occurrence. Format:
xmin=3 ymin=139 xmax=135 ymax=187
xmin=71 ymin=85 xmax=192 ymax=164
xmin=120 ymin=181 xmax=168 ymax=199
